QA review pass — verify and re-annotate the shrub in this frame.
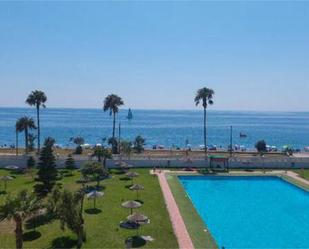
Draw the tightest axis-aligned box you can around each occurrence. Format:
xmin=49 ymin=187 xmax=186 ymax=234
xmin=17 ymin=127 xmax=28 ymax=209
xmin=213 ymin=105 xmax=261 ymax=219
xmin=255 ymin=140 xmax=267 ymax=154
xmin=75 ymin=145 xmax=83 ymax=155
xmin=65 ymin=154 xmax=76 ymax=170
xmin=133 ymin=135 xmax=146 ymax=153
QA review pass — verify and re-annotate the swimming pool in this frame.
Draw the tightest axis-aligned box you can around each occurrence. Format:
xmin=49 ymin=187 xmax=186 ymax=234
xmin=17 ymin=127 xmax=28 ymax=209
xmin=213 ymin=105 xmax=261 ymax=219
xmin=179 ymin=176 xmax=309 ymax=249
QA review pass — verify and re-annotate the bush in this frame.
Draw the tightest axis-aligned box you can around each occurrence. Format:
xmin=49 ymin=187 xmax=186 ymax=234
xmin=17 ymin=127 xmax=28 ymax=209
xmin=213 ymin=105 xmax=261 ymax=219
xmin=27 ymin=156 xmax=36 ymax=169
xmin=75 ymin=145 xmax=83 ymax=155
xmin=133 ymin=135 xmax=146 ymax=153
xmin=65 ymin=154 xmax=76 ymax=170
xmin=255 ymin=140 xmax=267 ymax=154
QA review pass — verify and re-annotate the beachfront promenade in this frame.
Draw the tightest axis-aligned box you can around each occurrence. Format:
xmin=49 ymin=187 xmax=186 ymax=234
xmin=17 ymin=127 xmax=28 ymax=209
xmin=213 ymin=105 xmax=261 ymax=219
xmin=1 ymin=152 xmax=309 ymax=169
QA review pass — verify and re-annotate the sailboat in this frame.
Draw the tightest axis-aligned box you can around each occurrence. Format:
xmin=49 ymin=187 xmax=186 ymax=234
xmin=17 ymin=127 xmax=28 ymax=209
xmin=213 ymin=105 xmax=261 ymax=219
xmin=127 ymin=108 xmax=133 ymax=120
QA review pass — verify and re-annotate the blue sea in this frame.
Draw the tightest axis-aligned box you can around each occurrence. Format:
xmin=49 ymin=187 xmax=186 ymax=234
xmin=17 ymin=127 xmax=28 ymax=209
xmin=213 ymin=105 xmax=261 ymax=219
xmin=179 ymin=176 xmax=309 ymax=248
xmin=0 ymin=107 xmax=309 ymax=150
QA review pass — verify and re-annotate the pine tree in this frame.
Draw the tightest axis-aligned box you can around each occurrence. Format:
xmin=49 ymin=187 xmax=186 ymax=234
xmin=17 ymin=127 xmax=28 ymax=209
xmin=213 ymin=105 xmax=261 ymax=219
xmin=65 ymin=154 xmax=76 ymax=170
xmin=27 ymin=156 xmax=36 ymax=179
xmin=34 ymin=137 xmax=58 ymax=197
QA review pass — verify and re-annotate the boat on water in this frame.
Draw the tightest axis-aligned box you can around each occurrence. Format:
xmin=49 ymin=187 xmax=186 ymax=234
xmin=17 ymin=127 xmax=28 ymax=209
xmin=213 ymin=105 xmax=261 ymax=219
xmin=127 ymin=108 xmax=133 ymax=120
xmin=240 ymin=132 xmax=247 ymax=138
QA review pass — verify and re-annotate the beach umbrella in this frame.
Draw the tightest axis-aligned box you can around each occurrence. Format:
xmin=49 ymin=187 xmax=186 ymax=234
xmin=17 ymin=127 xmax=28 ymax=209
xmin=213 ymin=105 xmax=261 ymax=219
xmin=5 ymin=165 xmax=20 ymax=170
xmin=125 ymin=171 xmax=139 ymax=185
xmin=127 ymin=213 xmax=149 ymax=224
xmin=130 ymin=184 xmax=144 ymax=200
xmin=121 ymin=162 xmax=133 ymax=169
xmin=127 ymin=212 xmax=149 ymax=236
xmin=86 ymin=190 xmax=104 ymax=209
xmin=121 ymin=200 xmax=142 ymax=214
xmin=0 ymin=175 xmax=13 ymax=191
xmin=114 ymin=161 xmax=122 ymax=166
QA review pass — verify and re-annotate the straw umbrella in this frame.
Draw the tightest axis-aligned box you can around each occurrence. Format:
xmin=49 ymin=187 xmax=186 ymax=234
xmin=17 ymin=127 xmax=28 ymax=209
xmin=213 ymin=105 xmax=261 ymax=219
xmin=125 ymin=171 xmax=139 ymax=185
xmin=127 ymin=212 xmax=149 ymax=236
xmin=121 ymin=200 xmax=142 ymax=215
xmin=5 ymin=165 xmax=20 ymax=171
xmin=0 ymin=176 xmax=13 ymax=191
xmin=86 ymin=190 xmax=104 ymax=209
xmin=130 ymin=184 xmax=144 ymax=201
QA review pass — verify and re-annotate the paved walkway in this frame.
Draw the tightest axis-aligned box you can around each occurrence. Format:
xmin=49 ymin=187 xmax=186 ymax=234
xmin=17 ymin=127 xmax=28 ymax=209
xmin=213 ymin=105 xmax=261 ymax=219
xmin=155 ymin=171 xmax=194 ymax=249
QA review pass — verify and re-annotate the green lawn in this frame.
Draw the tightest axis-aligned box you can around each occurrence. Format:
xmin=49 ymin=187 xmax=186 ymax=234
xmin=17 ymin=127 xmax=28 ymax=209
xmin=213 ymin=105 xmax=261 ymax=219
xmin=0 ymin=169 xmax=178 ymax=249
xmin=294 ymin=169 xmax=309 ymax=180
xmin=166 ymin=173 xmax=217 ymax=249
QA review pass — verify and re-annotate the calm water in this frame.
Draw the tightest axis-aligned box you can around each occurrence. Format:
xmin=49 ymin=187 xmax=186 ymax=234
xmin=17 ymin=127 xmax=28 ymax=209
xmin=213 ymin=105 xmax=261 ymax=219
xmin=179 ymin=176 xmax=309 ymax=249
xmin=0 ymin=107 xmax=309 ymax=149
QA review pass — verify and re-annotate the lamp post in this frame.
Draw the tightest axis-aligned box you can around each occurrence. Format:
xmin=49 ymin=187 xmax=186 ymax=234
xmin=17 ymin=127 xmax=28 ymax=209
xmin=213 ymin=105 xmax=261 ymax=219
xmin=229 ymin=126 xmax=233 ymax=158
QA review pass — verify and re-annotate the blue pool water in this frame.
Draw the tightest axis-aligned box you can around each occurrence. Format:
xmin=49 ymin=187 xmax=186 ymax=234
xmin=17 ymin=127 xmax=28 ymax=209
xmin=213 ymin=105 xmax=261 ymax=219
xmin=179 ymin=176 xmax=309 ymax=249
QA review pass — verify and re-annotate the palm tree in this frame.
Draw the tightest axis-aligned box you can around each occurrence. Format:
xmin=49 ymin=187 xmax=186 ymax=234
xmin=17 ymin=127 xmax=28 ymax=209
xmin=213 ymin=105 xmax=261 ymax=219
xmin=103 ymin=94 xmax=124 ymax=153
xmin=92 ymin=146 xmax=112 ymax=169
xmin=16 ymin=117 xmax=36 ymax=154
xmin=0 ymin=190 xmax=40 ymax=249
xmin=15 ymin=119 xmax=24 ymax=156
xmin=26 ymin=90 xmax=47 ymax=153
xmin=194 ymin=87 xmax=215 ymax=156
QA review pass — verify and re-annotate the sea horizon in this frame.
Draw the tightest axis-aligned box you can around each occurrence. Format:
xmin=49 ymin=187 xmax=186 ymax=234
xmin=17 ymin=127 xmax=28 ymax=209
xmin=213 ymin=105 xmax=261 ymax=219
xmin=1 ymin=107 xmax=309 ymax=150
xmin=1 ymin=106 xmax=309 ymax=114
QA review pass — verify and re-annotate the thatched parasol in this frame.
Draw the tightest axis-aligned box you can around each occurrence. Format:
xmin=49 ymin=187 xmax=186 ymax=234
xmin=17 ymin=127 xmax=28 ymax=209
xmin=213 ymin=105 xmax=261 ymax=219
xmin=126 ymin=212 xmax=149 ymax=236
xmin=125 ymin=171 xmax=139 ymax=185
xmin=86 ymin=190 xmax=104 ymax=209
xmin=0 ymin=175 xmax=13 ymax=191
xmin=121 ymin=200 xmax=142 ymax=214
xmin=129 ymin=184 xmax=144 ymax=200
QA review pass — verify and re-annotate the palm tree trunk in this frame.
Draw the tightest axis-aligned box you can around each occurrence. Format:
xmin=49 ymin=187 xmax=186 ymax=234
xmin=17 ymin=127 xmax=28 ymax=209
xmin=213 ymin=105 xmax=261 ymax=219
xmin=37 ymin=105 xmax=40 ymax=153
xmin=16 ymin=131 xmax=18 ymax=156
xmin=112 ymin=112 xmax=116 ymax=140
xmin=204 ymin=107 xmax=207 ymax=157
xmin=103 ymin=157 xmax=107 ymax=170
xmin=112 ymin=112 xmax=117 ymax=153
xmin=80 ymin=196 xmax=85 ymax=214
xmin=15 ymin=217 xmax=23 ymax=249
xmin=77 ymin=227 xmax=84 ymax=249
xmin=25 ymin=128 xmax=28 ymax=155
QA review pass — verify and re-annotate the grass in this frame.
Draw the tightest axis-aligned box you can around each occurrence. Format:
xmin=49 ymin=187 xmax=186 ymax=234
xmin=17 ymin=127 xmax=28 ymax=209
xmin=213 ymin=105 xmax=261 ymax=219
xmin=0 ymin=168 xmax=178 ymax=248
xmin=166 ymin=173 xmax=217 ymax=249
xmin=294 ymin=169 xmax=309 ymax=180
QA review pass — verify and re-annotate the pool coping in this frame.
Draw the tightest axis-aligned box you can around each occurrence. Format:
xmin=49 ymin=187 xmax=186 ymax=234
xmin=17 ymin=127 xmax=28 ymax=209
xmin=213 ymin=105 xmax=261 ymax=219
xmin=155 ymin=171 xmax=195 ymax=249
xmin=154 ymin=169 xmax=309 ymax=249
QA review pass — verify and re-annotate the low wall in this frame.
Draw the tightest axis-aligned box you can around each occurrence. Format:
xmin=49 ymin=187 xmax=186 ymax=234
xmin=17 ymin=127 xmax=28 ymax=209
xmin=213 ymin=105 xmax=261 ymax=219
xmin=1 ymin=155 xmax=309 ymax=169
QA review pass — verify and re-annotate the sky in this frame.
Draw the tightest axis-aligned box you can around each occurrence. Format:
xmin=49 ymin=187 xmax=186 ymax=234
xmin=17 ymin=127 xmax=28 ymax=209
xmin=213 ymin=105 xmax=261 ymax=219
xmin=0 ymin=1 xmax=309 ymax=111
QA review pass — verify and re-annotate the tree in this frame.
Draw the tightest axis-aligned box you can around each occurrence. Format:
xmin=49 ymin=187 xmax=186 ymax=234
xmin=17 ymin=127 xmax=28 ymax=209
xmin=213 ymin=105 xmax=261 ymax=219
xmin=49 ymin=189 xmax=86 ymax=248
xmin=28 ymin=134 xmax=36 ymax=152
xmin=194 ymin=87 xmax=215 ymax=156
xmin=15 ymin=117 xmax=36 ymax=154
xmin=120 ymin=140 xmax=133 ymax=159
xmin=70 ymin=136 xmax=85 ymax=155
xmin=255 ymin=140 xmax=267 ymax=155
xmin=27 ymin=156 xmax=36 ymax=179
xmin=92 ymin=146 xmax=112 ymax=169
xmin=65 ymin=154 xmax=76 ymax=170
xmin=15 ymin=119 xmax=24 ymax=156
xmin=103 ymin=94 xmax=124 ymax=154
xmin=133 ymin=136 xmax=145 ymax=153
xmin=26 ymin=90 xmax=47 ymax=153
xmin=0 ymin=190 xmax=40 ymax=249
xmin=35 ymin=137 xmax=58 ymax=197
xmin=81 ymin=162 xmax=108 ymax=187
